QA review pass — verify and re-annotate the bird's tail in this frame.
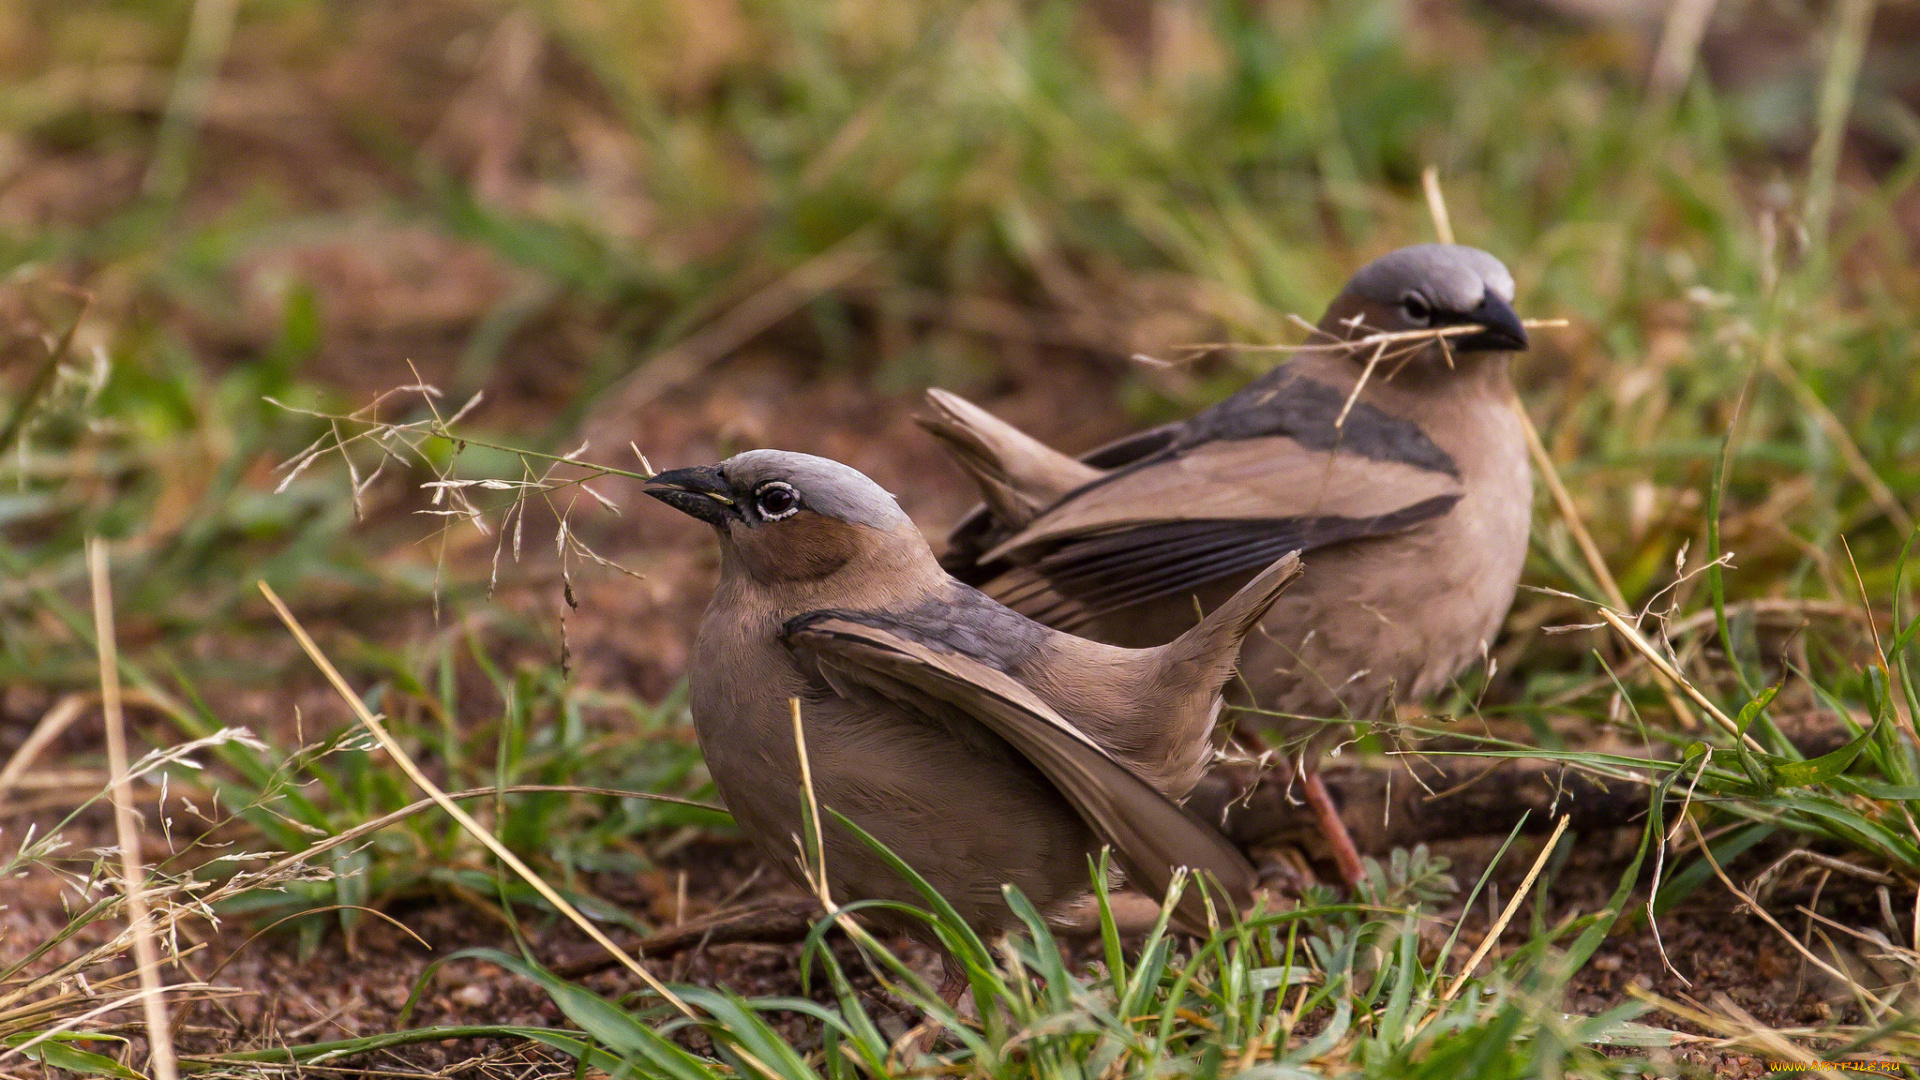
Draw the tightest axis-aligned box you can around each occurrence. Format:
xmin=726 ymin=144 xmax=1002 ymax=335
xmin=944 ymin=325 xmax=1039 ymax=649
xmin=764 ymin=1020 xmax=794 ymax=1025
xmin=916 ymin=389 xmax=1103 ymax=529
xmin=1154 ymin=552 xmax=1304 ymax=692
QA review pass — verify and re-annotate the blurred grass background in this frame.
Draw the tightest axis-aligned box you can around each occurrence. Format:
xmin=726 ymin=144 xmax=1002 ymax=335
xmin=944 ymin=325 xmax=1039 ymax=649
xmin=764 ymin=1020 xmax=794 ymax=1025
xmin=2 ymin=0 xmax=1916 ymax=651
xmin=3 ymin=0 xmax=1920 ymax=1071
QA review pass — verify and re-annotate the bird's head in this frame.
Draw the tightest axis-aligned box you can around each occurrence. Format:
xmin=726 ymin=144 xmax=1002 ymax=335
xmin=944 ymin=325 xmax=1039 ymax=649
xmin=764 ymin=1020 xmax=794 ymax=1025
xmin=1318 ymin=244 xmax=1527 ymax=373
xmin=644 ymin=449 xmax=928 ymax=586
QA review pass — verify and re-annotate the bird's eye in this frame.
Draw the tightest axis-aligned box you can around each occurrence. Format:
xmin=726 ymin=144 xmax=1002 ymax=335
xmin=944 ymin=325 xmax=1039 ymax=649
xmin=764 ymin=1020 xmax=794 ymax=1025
xmin=755 ymin=482 xmax=800 ymax=520
xmin=1399 ymin=293 xmax=1432 ymax=326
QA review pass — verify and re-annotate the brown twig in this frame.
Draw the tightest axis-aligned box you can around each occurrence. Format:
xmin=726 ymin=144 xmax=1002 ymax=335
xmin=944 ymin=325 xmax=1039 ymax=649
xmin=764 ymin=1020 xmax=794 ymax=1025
xmin=89 ymin=538 xmax=179 ymax=1080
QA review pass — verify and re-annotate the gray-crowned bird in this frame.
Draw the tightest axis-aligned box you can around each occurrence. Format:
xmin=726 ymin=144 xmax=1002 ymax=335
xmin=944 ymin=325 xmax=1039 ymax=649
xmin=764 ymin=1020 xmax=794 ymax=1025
xmin=918 ymin=244 xmax=1534 ymax=886
xmin=643 ymin=449 xmax=1301 ymax=1004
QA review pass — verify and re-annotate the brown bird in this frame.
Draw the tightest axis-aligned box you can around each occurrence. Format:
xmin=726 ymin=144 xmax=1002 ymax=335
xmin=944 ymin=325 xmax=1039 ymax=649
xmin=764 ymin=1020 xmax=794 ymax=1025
xmin=643 ymin=449 xmax=1301 ymax=1003
xmin=919 ymin=244 xmax=1534 ymax=887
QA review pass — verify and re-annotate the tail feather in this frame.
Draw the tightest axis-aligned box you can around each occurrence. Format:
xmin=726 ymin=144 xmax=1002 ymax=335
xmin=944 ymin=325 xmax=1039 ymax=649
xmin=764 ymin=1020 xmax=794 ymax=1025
xmin=1156 ymin=552 xmax=1304 ymax=691
xmin=917 ymin=389 xmax=1102 ymax=531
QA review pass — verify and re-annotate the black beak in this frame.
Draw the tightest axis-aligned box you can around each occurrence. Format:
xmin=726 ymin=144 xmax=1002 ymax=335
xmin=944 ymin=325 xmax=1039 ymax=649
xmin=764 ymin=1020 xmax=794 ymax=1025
xmin=644 ymin=465 xmax=739 ymax=526
xmin=1453 ymin=291 xmax=1529 ymax=353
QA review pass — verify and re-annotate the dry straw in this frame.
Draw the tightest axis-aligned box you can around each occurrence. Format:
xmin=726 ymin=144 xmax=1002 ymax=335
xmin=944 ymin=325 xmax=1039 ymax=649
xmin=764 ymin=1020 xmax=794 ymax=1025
xmin=1421 ymin=171 xmax=1706 ymax=730
xmin=258 ymin=581 xmax=794 ymax=1080
xmin=89 ymin=538 xmax=179 ymax=1080
xmin=786 ymin=697 xmax=962 ymax=1062
xmin=255 ymin=582 xmax=685 ymax=1006
xmin=0 ymin=694 xmax=89 ymax=802
xmin=1439 ymin=814 xmax=1570 ymax=1002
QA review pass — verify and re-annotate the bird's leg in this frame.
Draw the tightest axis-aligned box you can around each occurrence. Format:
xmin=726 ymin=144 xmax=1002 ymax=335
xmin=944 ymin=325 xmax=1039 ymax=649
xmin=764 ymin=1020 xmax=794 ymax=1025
xmin=1299 ymin=766 xmax=1367 ymax=889
xmin=900 ymin=955 xmax=971 ymax=1060
xmin=938 ymin=955 xmax=971 ymax=1015
xmin=1224 ymin=721 xmax=1365 ymax=889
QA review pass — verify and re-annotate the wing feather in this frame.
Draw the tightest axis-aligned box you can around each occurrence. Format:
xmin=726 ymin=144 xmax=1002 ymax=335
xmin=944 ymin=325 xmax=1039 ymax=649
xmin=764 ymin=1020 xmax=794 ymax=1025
xmin=782 ymin=614 xmax=1258 ymax=932
xmin=984 ymin=436 xmax=1462 ymax=562
xmin=994 ymin=496 xmax=1459 ymax=630
xmin=940 ymin=421 xmax=1185 ymax=579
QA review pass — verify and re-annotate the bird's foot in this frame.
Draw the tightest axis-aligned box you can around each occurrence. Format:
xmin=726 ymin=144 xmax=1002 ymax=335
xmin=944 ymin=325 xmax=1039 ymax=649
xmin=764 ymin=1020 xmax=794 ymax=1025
xmin=1300 ymin=767 xmax=1367 ymax=889
xmin=895 ymin=959 xmax=973 ymax=1062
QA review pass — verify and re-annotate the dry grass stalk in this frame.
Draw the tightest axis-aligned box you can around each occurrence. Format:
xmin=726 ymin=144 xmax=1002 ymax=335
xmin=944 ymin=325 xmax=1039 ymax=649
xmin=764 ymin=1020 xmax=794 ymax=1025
xmin=1596 ymin=607 xmax=1764 ymax=750
xmin=1513 ymin=404 xmax=1632 ymax=618
xmin=1 ymin=730 xmax=292 ymax=1025
xmin=1421 ymin=166 xmax=1454 ymax=245
xmin=1684 ymin=815 xmax=1893 ymax=1014
xmin=0 ymin=693 xmax=88 ymax=803
xmin=791 ymin=698 xmax=833 ymax=910
xmin=1644 ymin=0 xmax=1720 ymax=108
xmin=143 ymin=0 xmax=242 ymax=199
xmin=259 ymin=784 xmax=722 ymax=880
xmin=1664 ymin=597 xmax=1868 ymax=638
xmin=253 ymin=581 xmax=712 ymax=1019
xmin=270 ymin=378 xmax=646 ymax=614
xmin=1440 ymin=814 xmax=1570 ymax=1002
xmin=1417 ymin=169 xmax=1702 ymax=729
xmin=1624 ymin=984 xmax=1820 ymax=1065
xmin=1 ymin=984 xmax=221 ymax=1071
xmin=258 ymin=583 xmax=794 ymax=1080
xmin=1804 ymin=0 xmax=1879 ymax=250
xmin=1766 ymin=354 xmax=1915 ymax=536
xmin=1748 ymin=850 xmax=1897 ymax=901
xmin=1176 ymin=317 xmax=1569 ymax=360
xmin=786 ymin=697 xmax=888 ymax=949
xmin=0 ymin=290 xmax=89 ymax=461
xmin=1529 ymin=408 xmax=1707 ymax=731
xmin=1333 ymin=336 xmax=1393 ymax=429
xmin=785 ymin=698 xmax=958 ymax=1063
xmin=88 ymin=538 xmax=179 ymax=1080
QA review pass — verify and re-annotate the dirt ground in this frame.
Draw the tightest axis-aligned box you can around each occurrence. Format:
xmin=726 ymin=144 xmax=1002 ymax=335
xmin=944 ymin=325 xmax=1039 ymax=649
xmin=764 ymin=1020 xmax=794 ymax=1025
xmin=3 ymin=793 xmax=1893 ymax=1077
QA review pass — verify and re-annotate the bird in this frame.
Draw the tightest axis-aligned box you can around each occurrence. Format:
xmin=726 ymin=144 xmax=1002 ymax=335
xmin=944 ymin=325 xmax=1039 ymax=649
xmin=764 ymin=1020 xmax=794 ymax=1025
xmin=642 ymin=450 xmax=1303 ymax=1005
xmin=917 ymin=243 xmax=1534 ymax=888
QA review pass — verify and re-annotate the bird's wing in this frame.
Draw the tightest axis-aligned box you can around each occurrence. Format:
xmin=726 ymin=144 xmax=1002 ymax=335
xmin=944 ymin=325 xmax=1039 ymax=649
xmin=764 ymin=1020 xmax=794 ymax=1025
xmin=1076 ymin=421 xmax=1186 ymax=469
xmin=973 ymin=435 xmax=1462 ymax=628
xmin=990 ymin=434 xmax=1462 ymax=554
xmin=782 ymin=612 xmax=1258 ymax=932
xmin=916 ymin=390 xmax=1104 ymax=529
xmin=938 ymin=418 xmax=1186 ymax=581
